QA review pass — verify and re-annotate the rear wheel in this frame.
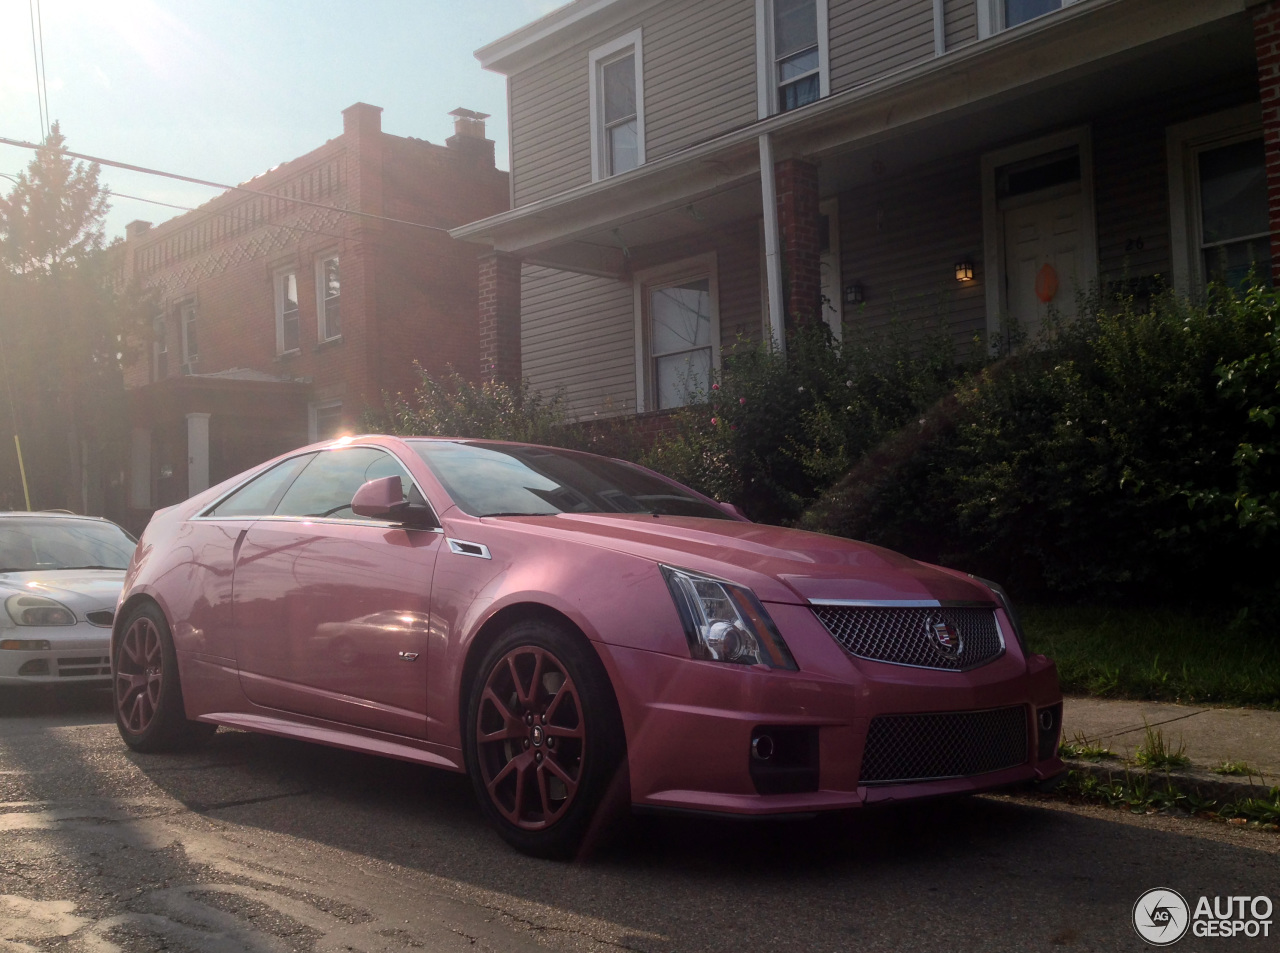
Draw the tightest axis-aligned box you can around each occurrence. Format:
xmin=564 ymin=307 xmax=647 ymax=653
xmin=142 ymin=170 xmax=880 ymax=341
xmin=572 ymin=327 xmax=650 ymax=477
xmin=464 ymin=619 xmax=625 ymax=859
xmin=114 ymin=602 xmax=215 ymax=752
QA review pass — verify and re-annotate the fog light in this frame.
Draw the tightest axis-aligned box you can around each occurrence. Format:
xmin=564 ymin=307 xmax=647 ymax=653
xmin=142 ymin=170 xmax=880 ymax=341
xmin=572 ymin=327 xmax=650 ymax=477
xmin=1 ymin=639 xmax=52 ymax=651
xmin=1036 ymin=703 xmax=1063 ymax=762
xmin=18 ymin=659 xmax=50 ymax=676
xmin=751 ymin=734 xmax=775 ymax=761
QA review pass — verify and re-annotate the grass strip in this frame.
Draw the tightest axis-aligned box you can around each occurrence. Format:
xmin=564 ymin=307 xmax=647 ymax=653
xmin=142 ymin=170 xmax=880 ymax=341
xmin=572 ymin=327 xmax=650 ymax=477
xmin=1022 ymin=606 xmax=1280 ymax=708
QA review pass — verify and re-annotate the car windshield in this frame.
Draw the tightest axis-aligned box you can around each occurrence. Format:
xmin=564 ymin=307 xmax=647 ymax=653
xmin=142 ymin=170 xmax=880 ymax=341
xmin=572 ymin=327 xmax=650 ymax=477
xmin=409 ymin=441 xmax=731 ymax=520
xmin=0 ymin=517 xmax=136 ymax=573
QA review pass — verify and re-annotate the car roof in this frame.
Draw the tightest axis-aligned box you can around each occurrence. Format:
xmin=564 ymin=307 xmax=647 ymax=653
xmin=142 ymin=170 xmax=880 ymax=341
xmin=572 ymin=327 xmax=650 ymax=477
xmin=0 ymin=511 xmax=119 ymax=524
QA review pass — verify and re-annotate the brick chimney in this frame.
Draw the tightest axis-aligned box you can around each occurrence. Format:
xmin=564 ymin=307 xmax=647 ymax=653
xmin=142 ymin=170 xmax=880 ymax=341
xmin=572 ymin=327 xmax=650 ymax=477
xmin=447 ymin=108 xmax=495 ymax=167
xmin=125 ymin=220 xmax=152 ymax=240
xmin=342 ymin=102 xmax=383 ymax=138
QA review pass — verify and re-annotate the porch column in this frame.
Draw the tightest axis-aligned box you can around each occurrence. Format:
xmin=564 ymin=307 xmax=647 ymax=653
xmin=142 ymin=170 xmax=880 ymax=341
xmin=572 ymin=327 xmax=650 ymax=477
xmin=1254 ymin=1 xmax=1280 ymax=285
xmin=775 ymin=157 xmax=822 ymax=325
xmin=186 ymin=413 xmax=210 ymax=498
xmin=478 ymin=251 xmax=522 ymax=386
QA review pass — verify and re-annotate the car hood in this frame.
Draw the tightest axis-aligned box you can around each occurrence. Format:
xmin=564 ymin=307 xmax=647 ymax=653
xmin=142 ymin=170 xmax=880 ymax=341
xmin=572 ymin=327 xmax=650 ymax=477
xmin=0 ymin=569 xmax=126 ymax=613
xmin=487 ymin=514 xmax=990 ymax=605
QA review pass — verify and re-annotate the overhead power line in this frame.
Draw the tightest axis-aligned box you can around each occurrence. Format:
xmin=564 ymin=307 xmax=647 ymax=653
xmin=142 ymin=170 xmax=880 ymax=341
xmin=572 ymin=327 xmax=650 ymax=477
xmin=28 ymin=0 xmax=48 ymax=138
xmin=0 ymin=135 xmax=453 ymax=235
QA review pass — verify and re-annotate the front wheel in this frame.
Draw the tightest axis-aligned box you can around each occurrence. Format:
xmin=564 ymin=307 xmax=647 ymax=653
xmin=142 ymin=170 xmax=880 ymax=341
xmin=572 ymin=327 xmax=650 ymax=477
xmin=464 ymin=620 xmax=625 ymax=859
xmin=114 ymin=602 xmax=215 ymax=752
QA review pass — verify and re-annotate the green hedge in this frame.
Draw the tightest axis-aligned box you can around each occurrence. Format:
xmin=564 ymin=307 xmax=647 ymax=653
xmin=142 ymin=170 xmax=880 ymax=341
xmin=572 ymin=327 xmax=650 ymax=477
xmin=801 ymin=285 xmax=1280 ymax=608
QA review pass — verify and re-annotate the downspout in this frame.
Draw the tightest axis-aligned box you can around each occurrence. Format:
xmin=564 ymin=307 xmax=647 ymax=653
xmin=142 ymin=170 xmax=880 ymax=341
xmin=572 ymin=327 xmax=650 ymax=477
xmin=933 ymin=0 xmax=946 ymax=56
xmin=759 ymin=133 xmax=786 ymax=356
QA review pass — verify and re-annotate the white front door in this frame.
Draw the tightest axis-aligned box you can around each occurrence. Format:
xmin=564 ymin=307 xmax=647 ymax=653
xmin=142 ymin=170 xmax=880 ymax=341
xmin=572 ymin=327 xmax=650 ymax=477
xmin=1003 ymin=194 xmax=1085 ymax=342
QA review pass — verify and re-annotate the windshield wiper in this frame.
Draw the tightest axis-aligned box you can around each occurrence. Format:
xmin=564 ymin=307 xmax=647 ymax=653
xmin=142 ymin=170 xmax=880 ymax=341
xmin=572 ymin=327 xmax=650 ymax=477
xmin=56 ymin=565 xmax=125 ymax=571
xmin=481 ymin=512 xmax=559 ymax=518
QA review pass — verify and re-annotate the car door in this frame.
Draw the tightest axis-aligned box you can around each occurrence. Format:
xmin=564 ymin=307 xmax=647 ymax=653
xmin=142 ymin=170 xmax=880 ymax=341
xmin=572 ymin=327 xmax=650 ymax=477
xmin=231 ymin=445 xmax=441 ymax=738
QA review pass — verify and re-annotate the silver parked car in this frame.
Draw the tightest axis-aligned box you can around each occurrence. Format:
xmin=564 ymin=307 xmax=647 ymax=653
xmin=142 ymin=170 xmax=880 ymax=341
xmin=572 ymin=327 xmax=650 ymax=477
xmin=0 ymin=512 xmax=136 ymax=686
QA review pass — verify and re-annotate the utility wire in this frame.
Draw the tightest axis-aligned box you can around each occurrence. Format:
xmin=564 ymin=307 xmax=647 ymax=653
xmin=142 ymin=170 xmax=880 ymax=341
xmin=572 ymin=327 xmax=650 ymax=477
xmin=0 ymin=135 xmax=454 ymax=234
xmin=27 ymin=0 xmax=46 ymax=138
xmin=35 ymin=0 xmax=49 ymax=138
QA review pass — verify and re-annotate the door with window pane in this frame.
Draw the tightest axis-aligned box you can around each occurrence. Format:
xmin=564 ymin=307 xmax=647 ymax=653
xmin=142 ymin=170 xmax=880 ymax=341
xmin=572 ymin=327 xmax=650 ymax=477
xmin=1197 ymin=138 xmax=1271 ymax=288
xmin=648 ymin=276 xmax=714 ymax=410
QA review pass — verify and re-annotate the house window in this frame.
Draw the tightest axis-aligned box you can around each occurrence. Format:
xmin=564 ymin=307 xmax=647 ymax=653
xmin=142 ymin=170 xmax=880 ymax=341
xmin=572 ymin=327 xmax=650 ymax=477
xmin=152 ymin=314 xmax=168 ymax=382
xmin=636 ymin=256 xmax=720 ymax=412
xmin=756 ymin=0 xmax=829 ymax=118
xmin=275 ymin=271 xmax=300 ymax=354
xmin=1197 ymin=138 xmax=1270 ymax=289
xmin=179 ymin=299 xmax=198 ymax=365
xmin=1167 ymin=105 xmax=1271 ymax=296
xmin=589 ymin=31 xmax=645 ymax=180
xmin=317 ymin=255 xmax=340 ymax=341
xmin=979 ymin=0 xmax=1078 ymax=37
xmin=309 ymin=399 xmax=344 ymax=442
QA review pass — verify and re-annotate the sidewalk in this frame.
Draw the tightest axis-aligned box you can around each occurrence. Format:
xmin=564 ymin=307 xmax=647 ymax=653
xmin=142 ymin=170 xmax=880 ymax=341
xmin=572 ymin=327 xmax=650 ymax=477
xmin=1059 ymin=695 xmax=1280 ymax=800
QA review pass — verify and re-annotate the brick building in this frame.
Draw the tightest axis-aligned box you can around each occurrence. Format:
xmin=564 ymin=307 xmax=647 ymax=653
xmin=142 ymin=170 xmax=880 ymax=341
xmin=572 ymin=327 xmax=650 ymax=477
xmin=120 ymin=103 xmax=508 ymax=528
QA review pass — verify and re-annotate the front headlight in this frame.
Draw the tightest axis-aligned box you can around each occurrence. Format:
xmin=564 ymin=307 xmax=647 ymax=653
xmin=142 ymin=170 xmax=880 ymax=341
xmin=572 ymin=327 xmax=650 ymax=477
xmin=660 ymin=565 xmax=797 ymax=669
xmin=5 ymin=594 xmax=77 ymax=626
xmin=971 ymin=575 xmax=1027 ymax=653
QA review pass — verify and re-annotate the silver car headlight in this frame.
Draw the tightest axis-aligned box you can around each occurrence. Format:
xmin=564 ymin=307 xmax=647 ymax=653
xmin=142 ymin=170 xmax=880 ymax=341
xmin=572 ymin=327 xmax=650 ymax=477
xmin=5 ymin=594 xmax=77 ymax=626
xmin=660 ymin=565 xmax=797 ymax=669
xmin=971 ymin=575 xmax=1028 ymax=653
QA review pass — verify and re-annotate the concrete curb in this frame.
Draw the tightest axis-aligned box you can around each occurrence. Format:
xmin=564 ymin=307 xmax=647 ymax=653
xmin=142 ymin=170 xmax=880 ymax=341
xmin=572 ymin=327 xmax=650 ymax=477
xmin=1061 ymin=757 xmax=1278 ymax=806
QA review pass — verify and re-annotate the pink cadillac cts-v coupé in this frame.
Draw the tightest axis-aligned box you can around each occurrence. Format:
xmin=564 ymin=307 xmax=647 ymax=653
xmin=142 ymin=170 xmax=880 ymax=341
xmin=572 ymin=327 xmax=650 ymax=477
xmin=113 ymin=435 xmax=1064 ymax=857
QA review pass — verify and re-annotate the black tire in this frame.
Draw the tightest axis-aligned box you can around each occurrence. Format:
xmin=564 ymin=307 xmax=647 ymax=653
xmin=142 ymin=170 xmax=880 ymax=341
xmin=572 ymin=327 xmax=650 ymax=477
xmin=113 ymin=602 xmax=216 ymax=753
xmin=464 ymin=619 xmax=626 ymax=859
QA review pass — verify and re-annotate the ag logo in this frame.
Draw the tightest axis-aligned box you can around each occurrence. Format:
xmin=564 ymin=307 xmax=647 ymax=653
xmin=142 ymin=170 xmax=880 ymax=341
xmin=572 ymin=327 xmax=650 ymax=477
xmin=1133 ymin=888 xmax=1190 ymax=946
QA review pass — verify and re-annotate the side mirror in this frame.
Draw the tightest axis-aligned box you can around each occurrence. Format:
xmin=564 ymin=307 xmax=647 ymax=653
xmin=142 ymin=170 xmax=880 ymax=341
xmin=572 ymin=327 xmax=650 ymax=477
xmin=719 ymin=502 xmax=750 ymax=521
xmin=351 ymin=476 xmax=437 ymax=529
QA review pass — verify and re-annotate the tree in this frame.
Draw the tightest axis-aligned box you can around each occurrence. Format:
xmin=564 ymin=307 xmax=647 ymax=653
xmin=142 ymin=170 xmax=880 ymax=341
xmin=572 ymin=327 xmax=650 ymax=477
xmin=0 ymin=123 xmax=108 ymax=276
xmin=0 ymin=124 xmax=145 ymax=516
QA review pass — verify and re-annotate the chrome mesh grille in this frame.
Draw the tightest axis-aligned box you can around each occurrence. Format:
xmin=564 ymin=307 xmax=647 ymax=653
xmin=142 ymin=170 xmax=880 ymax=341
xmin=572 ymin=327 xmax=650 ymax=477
xmin=811 ymin=605 xmax=1003 ymax=670
xmin=860 ymin=706 xmax=1028 ymax=785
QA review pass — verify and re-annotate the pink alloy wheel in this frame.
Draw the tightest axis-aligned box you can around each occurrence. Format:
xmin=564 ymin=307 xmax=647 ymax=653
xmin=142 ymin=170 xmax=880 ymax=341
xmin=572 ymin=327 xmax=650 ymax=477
xmin=475 ymin=645 xmax=586 ymax=830
xmin=116 ymin=615 xmax=164 ymax=734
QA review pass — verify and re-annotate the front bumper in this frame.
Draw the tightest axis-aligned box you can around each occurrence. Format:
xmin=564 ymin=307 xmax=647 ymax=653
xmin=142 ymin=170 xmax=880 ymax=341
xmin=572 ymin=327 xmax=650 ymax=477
xmin=0 ymin=628 xmax=112 ymax=684
xmin=596 ymin=603 xmax=1064 ymax=815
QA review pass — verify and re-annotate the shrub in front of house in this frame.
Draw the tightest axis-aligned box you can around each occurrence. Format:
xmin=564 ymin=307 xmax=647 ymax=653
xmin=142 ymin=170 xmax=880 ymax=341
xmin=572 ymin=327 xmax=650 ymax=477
xmin=801 ymin=284 xmax=1280 ymax=609
xmin=642 ymin=319 xmax=972 ymax=525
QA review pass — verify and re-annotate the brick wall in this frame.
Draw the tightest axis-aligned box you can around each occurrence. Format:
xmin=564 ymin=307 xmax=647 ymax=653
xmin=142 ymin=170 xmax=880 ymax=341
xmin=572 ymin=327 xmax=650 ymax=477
xmin=122 ymin=104 xmax=509 ymax=431
xmin=1254 ymin=1 xmax=1280 ymax=285
xmin=775 ymin=157 xmax=822 ymax=325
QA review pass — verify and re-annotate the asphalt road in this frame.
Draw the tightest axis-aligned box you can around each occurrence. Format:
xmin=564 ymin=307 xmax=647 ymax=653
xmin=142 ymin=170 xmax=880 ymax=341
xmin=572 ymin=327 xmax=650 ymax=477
xmin=1 ymin=687 xmax=1276 ymax=953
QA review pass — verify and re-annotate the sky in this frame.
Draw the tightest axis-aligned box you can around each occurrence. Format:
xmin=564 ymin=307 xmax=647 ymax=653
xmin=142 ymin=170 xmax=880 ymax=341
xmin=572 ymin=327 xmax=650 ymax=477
xmin=0 ymin=0 xmax=564 ymax=241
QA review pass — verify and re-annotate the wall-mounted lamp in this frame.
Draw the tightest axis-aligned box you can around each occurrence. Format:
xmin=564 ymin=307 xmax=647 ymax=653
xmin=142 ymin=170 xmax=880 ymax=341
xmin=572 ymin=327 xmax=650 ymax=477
xmin=844 ymin=282 xmax=864 ymax=305
xmin=955 ymin=260 xmax=975 ymax=282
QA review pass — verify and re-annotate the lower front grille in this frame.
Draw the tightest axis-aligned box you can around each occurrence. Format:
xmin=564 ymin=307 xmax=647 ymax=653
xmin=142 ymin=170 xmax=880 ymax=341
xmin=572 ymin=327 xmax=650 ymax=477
xmin=860 ymin=706 xmax=1028 ymax=785
xmin=56 ymin=656 xmax=111 ymax=677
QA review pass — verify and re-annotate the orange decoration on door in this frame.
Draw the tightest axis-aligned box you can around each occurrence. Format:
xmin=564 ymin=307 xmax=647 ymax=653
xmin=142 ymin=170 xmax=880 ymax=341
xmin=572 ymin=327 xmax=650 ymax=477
xmin=1035 ymin=263 xmax=1059 ymax=303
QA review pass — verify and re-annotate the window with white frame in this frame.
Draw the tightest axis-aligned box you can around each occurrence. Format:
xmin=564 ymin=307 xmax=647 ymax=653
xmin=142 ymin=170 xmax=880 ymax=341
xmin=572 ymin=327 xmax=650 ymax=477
xmin=1168 ymin=105 xmax=1272 ymax=295
xmin=978 ymin=0 xmax=1079 ymax=37
xmin=275 ymin=270 xmax=300 ymax=354
xmin=635 ymin=257 xmax=719 ymax=412
xmin=152 ymin=313 xmax=168 ymax=382
xmin=179 ymin=299 xmax=198 ymax=365
xmin=589 ymin=31 xmax=645 ymax=180
xmin=316 ymin=255 xmax=340 ymax=341
xmin=756 ymin=0 xmax=829 ymax=118
xmin=309 ymin=399 xmax=344 ymax=442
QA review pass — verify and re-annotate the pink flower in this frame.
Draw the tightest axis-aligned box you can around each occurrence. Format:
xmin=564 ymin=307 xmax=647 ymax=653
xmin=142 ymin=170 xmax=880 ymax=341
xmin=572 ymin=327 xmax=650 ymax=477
xmin=711 ymin=383 xmax=719 ymax=391
xmin=739 ymin=397 xmax=746 ymax=405
xmin=730 ymin=424 xmax=737 ymax=430
xmin=710 ymin=417 xmax=718 ymax=425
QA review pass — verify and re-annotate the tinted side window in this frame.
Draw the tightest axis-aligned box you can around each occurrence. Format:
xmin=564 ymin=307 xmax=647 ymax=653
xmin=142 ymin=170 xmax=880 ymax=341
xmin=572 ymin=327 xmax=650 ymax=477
xmin=205 ymin=454 xmax=315 ymax=518
xmin=272 ymin=447 xmax=415 ymax=520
